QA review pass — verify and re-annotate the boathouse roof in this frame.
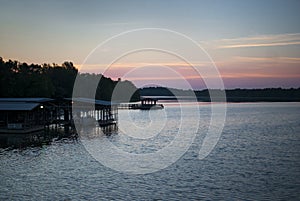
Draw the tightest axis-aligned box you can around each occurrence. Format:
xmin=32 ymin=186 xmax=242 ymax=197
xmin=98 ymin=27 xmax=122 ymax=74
xmin=0 ymin=98 xmax=53 ymax=103
xmin=66 ymin=97 xmax=119 ymax=106
xmin=0 ymin=98 xmax=54 ymax=111
xmin=0 ymin=102 xmax=40 ymax=111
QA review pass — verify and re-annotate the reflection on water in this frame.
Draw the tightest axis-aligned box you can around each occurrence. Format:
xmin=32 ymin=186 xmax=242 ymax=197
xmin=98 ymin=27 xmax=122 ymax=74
xmin=0 ymin=127 xmax=78 ymax=149
xmin=0 ymin=123 xmax=118 ymax=148
xmin=0 ymin=102 xmax=300 ymax=200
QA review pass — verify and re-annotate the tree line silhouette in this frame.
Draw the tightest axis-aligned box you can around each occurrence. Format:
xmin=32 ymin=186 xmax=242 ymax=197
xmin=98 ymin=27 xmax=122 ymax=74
xmin=139 ymin=87 xmax=300 ymax=102
xmin=0 ymin=57 xmax=140 ymax=101
xmin=2 ymin=57 xmax=299 ymax=102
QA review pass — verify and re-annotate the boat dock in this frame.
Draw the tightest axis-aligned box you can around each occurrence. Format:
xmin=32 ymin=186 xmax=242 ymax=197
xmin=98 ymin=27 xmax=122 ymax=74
xmin=0 ymin=97 xmax=118 ymax=134
xmin=0 ymin=97 xmax=120 ymax=147
xmin=118 ymin=98 xmax=164 ymax=110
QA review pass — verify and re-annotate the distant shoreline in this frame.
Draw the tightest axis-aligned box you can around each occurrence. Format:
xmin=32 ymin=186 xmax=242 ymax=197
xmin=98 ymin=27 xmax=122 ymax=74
xmin=140 ymin=87 xmax=300 ymax=102
xmin=143 ymin=96 xmax=300 ymax=103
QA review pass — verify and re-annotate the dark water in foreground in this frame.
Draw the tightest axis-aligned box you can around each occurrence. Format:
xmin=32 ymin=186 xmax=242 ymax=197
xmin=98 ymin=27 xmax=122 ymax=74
xmin=1 ymin=102 xmax=300 ymax=200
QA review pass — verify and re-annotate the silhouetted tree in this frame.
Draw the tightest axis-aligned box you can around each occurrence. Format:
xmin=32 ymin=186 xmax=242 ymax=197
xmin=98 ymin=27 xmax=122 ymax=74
xmin=0 ymin=57 xmax=140 ymax=101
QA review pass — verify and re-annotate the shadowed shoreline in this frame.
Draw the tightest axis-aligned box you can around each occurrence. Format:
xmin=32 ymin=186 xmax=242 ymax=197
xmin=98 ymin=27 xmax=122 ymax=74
xmin=139 ymin=87 xmax=300 ymax=102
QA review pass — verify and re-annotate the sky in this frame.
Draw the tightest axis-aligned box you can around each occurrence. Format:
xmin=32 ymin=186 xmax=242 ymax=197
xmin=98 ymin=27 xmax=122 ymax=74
xmin=0 ymin=0 xmax=300 ymax=89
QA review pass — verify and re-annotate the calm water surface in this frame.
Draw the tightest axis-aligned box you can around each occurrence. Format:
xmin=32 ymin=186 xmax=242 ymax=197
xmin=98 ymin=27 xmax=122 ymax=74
xmin=1 ymin=102 xmax=300 ymax=200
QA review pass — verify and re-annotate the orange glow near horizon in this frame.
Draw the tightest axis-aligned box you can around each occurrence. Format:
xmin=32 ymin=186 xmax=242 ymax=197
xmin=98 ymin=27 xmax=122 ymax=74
xmin=75 ymin=56 xmax=300 ymax=80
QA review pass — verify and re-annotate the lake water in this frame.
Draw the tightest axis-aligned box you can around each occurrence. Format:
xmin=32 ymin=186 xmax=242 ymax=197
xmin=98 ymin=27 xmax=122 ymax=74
xmin=1 ymin=102 xmax=300 ymax=200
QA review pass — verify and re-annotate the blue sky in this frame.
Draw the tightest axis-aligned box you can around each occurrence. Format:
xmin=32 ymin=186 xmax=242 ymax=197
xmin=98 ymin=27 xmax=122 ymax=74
xmin=0 ymin=0 xmax=300 ymax=89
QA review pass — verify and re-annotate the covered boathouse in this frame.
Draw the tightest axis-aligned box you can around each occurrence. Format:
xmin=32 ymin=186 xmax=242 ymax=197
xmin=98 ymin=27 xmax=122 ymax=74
xmin=0 ymin=98 xmax=56 ymax=133
xmin=69 ymin=97 xmax=118 ymax=127
xmin=0 ymin=97 xmax=118 ymax=147
xmin=139 ymin=98 xmax=164 ymax=110
xmin=0 ymin=97 xmax=119 ymax=134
